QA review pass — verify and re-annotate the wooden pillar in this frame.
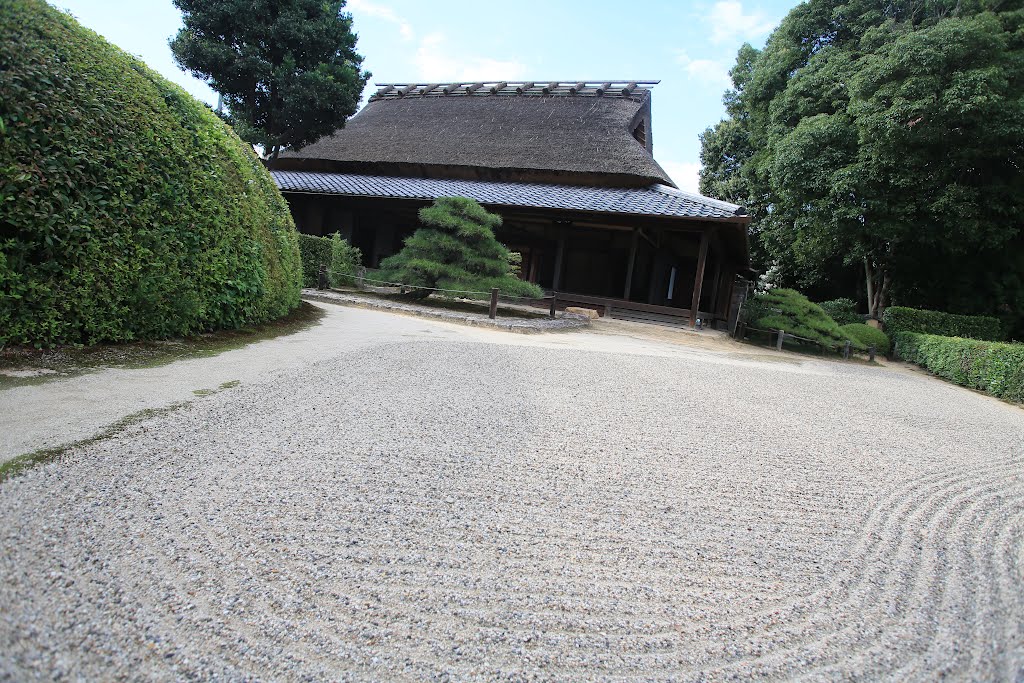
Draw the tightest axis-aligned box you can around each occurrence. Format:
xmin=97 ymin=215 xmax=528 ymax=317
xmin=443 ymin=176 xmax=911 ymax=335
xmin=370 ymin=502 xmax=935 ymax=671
xmin=690 ymin=230 xmax=711 ymax=328
xmin=552 ymin=230 xmax=567 ymax=291
xmin=708 ymin=259 xmax=722 ymax=321
xmin=623 ymin=228 xmax=639 ymax=300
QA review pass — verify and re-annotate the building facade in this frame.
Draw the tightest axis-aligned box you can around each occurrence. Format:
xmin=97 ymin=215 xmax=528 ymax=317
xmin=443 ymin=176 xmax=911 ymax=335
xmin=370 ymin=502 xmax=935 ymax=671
xmin=271 ymin=81 xmax=752 ymax=327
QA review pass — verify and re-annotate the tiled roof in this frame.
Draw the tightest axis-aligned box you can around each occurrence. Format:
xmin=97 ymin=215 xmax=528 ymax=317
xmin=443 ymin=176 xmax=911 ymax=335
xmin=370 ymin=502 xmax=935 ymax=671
xmin=271 ymin=171 xmax=747 ymax=221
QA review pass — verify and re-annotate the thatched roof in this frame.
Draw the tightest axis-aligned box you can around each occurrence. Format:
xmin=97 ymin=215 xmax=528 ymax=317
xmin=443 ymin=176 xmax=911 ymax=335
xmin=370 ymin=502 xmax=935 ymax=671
xmin=275 ymin=81 xmax=674 ymax=188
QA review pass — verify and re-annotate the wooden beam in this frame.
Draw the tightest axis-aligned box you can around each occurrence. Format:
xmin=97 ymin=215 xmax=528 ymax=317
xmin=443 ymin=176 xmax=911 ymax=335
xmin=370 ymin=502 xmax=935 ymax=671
xmin=690 ymin=230 xmax=711 ymax=328
xmin=623 ymin=227 xmax=639 ymax=300
xmin=569 ymin=81 xmax=586 ymax=95
xmin=596 ymin=81 xmax=613 ymax=96
xmin=419 ymin=83 xmax=439 ymax=95
xmin=464 ymin=82 xmax=484 ymax=94
xmin=516 ymin=82 xmax=535 ymax=94
xmin=442 ymin=83 xmax=461 ymax=95
xmin=489 ymin=81 xmax=508 ymax=95
xmin=397 ymin=84 xmax=417 ymax=97
xmin=543 ymin=81 xmax=559 ymax=95
xmin=621 ymin=82 xmax=638 ymax=97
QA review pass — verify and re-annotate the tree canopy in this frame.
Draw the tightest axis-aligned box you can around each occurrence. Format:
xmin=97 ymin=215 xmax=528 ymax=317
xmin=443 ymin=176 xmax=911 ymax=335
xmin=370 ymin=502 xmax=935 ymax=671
xmin=378 ymin=198 xmax=544 ymax=300
xmin=700 ymin=0 xmax=1024 ymax=330
xmin=170 ymin=0 xmax=370 ymax=159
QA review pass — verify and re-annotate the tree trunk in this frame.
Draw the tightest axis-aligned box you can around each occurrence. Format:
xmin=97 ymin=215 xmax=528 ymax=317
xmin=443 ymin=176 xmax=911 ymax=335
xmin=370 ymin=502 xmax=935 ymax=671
xmin=864 ymin=257 xmax=890 ymax=319
xmin=865 ymin=258 xmax=876 ymax=319
xmin=270 ymin=144 xmax=280 ymax=161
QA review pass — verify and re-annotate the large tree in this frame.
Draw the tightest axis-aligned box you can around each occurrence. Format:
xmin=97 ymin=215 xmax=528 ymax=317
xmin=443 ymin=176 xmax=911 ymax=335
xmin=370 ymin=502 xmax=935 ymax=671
xmin=170 ymin=0 xmax=370 ymax=159
xmin=700 ymin=0 xmax=1024 ymax=324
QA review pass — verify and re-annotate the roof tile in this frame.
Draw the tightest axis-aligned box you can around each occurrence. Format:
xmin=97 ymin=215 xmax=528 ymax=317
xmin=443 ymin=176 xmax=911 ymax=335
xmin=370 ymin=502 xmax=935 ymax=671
xmin=271 ymin=171 xmax=745 ymax=221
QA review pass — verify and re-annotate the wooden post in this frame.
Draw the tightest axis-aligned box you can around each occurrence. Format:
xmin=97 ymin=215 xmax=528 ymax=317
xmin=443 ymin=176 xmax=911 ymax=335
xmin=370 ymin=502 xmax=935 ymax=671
xmin=356 ymin=266 xmax=365 ymax=289
xmin=843 ymin=340 xmax=851 ymax=359
xmin=489 ymin=288 xmax=499 ymax=319
xmin=552 ymin=232 xmax=567 ymax=291
xmin=317 ymin=263 xmax=327 ymax=290
xmin=623 ymin=228 xmax=639 ymax=300
xmin=776 ymin=329 xmax=785 ymax=351
xmin=869 ymin=345 xmax=876 ymax=362
xmin=549 ymin=291 xmax=557 ymax=318
xmin=708 ymin=260 xmax=722 ymax=321
xmin=689 ymin=231 xmax=711 ymax=328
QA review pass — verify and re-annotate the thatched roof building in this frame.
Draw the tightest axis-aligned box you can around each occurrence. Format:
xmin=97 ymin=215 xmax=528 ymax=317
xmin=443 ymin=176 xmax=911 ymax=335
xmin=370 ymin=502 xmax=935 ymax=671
xmin=271 ymin=81 xmax=752 ymax=329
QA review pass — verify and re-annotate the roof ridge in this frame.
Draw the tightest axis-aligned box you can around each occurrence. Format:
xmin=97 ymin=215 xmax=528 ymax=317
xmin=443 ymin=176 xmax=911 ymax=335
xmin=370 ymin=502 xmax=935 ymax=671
xmin=369 ymin=81 xmax=659 ymax=102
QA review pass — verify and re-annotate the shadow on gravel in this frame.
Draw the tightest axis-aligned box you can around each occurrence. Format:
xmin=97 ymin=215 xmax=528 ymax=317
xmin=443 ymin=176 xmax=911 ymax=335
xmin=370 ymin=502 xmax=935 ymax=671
xmin=0 ymin=302 xmax=325 ymax=390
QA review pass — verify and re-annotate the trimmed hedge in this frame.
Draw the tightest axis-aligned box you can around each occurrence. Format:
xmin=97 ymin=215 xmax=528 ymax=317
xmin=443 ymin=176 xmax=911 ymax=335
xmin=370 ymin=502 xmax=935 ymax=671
xmin=298 ymin=234 xmax=332 ymax=288
xmin=0 ymin=0 xmax=301 ymax=347
xmin=328 ymin=234 xmax=362 ymax=288
xmin=819 ymin=298 xmax=861 ymax=326
xmin=883 ymin=306 xmax=1003 ymax=342
xmin=839 ymin=323 xmax=890 ymax=354
xmin=894 ymin=332 xmax=1024 ymax=403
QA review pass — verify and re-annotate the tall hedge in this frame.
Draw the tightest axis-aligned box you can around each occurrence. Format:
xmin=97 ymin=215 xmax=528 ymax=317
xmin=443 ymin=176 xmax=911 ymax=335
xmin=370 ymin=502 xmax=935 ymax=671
xmin=0 ymin=0 xmax=301 ymax=347
xmin=883 ymin=307 xmax=1004 ymax=342
xmin=894 ymin=332 xmax=1024 ymax=403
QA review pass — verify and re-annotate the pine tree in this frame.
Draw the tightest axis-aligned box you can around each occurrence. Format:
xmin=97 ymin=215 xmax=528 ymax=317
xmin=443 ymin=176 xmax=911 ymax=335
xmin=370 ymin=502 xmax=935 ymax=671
xmin=378 ymin=197 xmax=543 ymax=300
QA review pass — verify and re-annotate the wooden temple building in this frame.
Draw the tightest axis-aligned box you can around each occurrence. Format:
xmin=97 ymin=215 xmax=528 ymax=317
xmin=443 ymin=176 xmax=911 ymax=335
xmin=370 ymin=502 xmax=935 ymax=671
xmin=270 ymin=80 xmax=753 ymax=327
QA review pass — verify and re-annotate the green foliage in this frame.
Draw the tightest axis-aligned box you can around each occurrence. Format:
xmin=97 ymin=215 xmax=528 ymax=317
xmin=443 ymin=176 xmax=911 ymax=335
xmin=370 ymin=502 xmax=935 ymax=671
xmin=749 ymin=288 xmax=856 ymax=349
xmin=894 ymin=332 xmax=1024 ymax=403
xmin=839 ymin=323 xmax=890 ymax=354
xmin=328 ymin=234 xmax=362 ymax=288
xmin=170 ymin=0 xmax=370 ymax=158
xmin=378 ymin=197 xmax=545 ymax=300
xmin=819 ymin=298 xmax=861 ymax=326
xmin=0 ymin=0 xmax=301 ymax=348
xmin=297 ymin=234 xmax=332 ymax=288
xmin=700 ymin=1 xmax=1024 ymax=324
xmin=883 ymin=307 xmax=1004 ymax=341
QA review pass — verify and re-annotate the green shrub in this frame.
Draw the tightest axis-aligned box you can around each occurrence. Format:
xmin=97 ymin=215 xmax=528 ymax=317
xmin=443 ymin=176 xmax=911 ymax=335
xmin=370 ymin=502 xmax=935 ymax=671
xmin=298 ymin=234 xmax=332 ymax=288
xmin=819 ymin=298 xmax=861 ymax=326
xmin=894 ymin=332 xmax=1024 ymax=402
xmin=0 ymin=0 xmax=300 ymax=347
xmin=839 ymin=323 xmax=890 ymax=354
xmin=883 ymin=306 xmax=1004 ymax=341
xmin=378 ymin=197 xmax=544 ymax=299
xmin=328 ymin=234 xmax=363 ymax=288
xmin=749 ymin=288 xmax=856 ymax=349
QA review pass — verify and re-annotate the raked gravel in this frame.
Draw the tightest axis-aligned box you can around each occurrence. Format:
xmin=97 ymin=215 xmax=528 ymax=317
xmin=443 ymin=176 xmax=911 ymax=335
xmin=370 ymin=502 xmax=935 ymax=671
xmin=1 ymin=333 xmax=1023 ymax=682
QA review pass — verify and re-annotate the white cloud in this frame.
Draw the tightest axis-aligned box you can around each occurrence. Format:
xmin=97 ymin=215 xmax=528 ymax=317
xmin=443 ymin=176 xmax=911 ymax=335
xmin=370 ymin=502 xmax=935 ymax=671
xmin=347 ymin=0 xmax=414 ymax=41
xmin=706 ymin=1 xmax=776 ymax=44
xmin=413 ymin=32 xmax=528 ymax=82
xmin=675 ymin=51 xmax=731 ymax=87
xmin=661 ymin=161 xmax=703 ymax=194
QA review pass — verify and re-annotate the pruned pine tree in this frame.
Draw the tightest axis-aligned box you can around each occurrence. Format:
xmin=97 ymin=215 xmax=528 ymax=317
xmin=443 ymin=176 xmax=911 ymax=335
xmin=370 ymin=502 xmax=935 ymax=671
xmin=378 ymin=197 xmax=544 ymax=300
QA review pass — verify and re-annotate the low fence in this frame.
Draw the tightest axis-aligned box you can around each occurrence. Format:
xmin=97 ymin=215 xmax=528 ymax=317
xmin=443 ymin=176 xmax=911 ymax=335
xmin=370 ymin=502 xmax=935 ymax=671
xmin=317 ymin=264 xmax=561 ymax=320
xmin=735 ymin=322 xmax=878 ymax=361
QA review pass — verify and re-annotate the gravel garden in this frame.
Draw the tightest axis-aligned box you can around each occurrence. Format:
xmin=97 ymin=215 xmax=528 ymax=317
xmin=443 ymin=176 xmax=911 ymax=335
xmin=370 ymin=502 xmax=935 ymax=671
xmin=1 ymin=304 xmax=1021 ymax=681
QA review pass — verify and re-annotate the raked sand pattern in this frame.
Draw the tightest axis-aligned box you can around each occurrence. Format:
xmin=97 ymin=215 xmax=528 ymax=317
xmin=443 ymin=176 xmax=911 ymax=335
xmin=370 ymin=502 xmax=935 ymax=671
xmin=1 ymin=335 xmax=1022 ymax=681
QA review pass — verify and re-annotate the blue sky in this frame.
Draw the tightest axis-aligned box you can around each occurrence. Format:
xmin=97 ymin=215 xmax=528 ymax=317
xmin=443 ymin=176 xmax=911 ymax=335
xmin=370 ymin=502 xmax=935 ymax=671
xmin=52 ymin=0 xmax=794 ymax=192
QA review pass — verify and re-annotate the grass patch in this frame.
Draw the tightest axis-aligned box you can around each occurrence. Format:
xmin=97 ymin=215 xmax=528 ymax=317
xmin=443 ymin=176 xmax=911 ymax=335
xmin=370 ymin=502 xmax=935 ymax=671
xmin=0 ymin=302 xmax=323 ymax=390
xmin=0 ymin=402 xmax=189 ymax=484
